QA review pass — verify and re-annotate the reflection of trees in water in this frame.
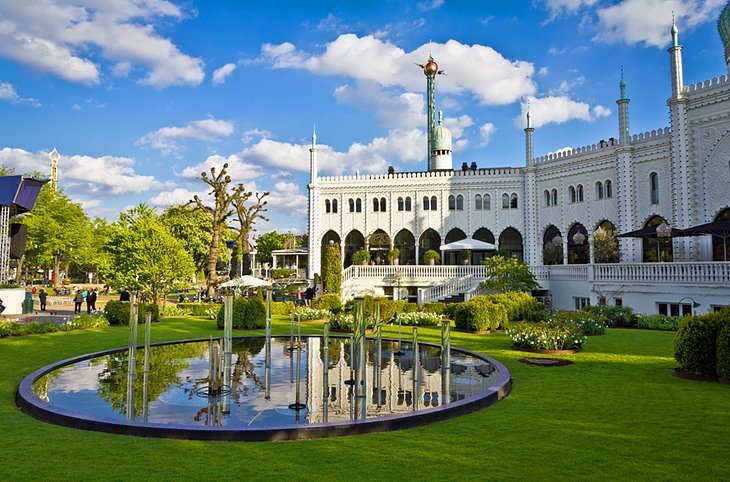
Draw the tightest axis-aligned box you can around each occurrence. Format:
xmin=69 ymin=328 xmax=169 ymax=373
xmin=97 ymin=342 xmax=206 ymax=418
xmin=33 ymin=369 xmax=63 ymax=402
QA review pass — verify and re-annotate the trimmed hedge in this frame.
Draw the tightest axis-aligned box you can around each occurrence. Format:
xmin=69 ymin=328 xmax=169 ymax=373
xmin=483 ymin=291 xmax=545 ymax=321
xmin=105 ymin=300 xmax=159 ymax=326
xmin=421 ymin=302 xmax=446 ymax=315
xmin=453 ymin=296 xmax=508 ymax=332
xmin=312 ymin=293 xmax=342 ymax=313
xmin=176 ymin=302 xmax=223 ymax=316
xmin=717 ymin=322 xmax=730 ymax=381
xmin=272 ymin=301 xmax=295 ymax=315
xmin=216 ymin=296 xmax=266 ymax=330
xmin=674 ymin=309 xmax=729 ymax=376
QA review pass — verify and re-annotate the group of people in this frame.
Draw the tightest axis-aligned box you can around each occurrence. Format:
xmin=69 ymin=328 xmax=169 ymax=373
xmin=296 ymin=285 xmax=318 ymax=306
xmin=72 ymin=288 xmax=98 ymax=314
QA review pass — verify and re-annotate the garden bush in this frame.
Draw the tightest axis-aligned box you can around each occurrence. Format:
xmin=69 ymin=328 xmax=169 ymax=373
xmin=636 ymin=314 xmax=682 ymax=331
xmin=549 ymin=310 xmax=606 ymax=335
xmin=453 ymin=296 xmax=508 ymax=332
xmin=293 ymin=307 xmax=332 ymax=320
xmin=216 ymin=296 xmax=266 ymax=329
xmin=160 ymin=305 xmax=186 ymax=317
xmin=484 ymin=291 xmax=545 ymax=322
xmin=0 ymin=313 xmax=109 ymax=337
xmin=270 ymin=268 xmax=296 ymax=279
xmin=271 ymin=301 xmax=295 ymax=315
xmin=583 ymin=305 xmax=637 ymax=327
xmin=508 ymin=320 xmax=587 ymax=351
xmin=396 ymin=311 xmax=441 ymax=326
xmin=176 ymin=302 xmax=223 ymax=316
xmin=717 ymin=322 xmax=730 ymax=381
xmin=105 ymin=300 xmax=159 ymax=326
xmin=328 ymin=312 xmax=354 ymax=331
xmin=312 ymin=293 xmax=342 ymax=313
xmin=673 ymin=310 xmax=729 ymax=375
xmin=420 ymin=302 xmax=446 ymax=315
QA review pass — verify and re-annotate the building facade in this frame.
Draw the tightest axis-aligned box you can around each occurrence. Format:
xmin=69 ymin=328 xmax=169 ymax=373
xmin=307 ymin=17 xmax=730 ymax=314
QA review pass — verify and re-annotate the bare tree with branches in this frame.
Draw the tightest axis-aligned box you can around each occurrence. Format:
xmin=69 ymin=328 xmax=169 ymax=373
xmin=232 ymin=190 xmax=269 ymax=276
xmin=189 ymin=163 xmax=246 ymax=296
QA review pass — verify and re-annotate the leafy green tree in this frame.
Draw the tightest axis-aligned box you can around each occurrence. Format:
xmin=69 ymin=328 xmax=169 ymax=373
xmin=21 ymin=186 xmax=91 ymax=287
xmin=104 ymin=205 xmax=195 ymax=305
xmin=0 ymin=165 xmax=15 ymax=175
xmin=481 ymin=255 xmax=539 ymax=293
xmin=255 ymin=231 xmax=286 ymax=265
xmin=322 ymin=242 xmax=342 ymax=294
xmin=594 ymin=226 xmax=620 ymax=263
xmin=160 ymin=205 xmax=214 ymax=275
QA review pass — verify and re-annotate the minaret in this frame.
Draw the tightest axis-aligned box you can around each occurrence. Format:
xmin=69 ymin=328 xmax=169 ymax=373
xmin=617 ymin=68 xmax=630 ymax=144
xmin=307 ymin=126 xmax=320 ymax=279
xmin=49 ymin=148 xmax=60 ymax=192
xmin=668 ymin=17 xmax=684 ymax=99
xmin=429 ymin=110 xmax=453 ymax=170
xmin=524 ymin=108 xmax=534 ymax=166
xmin=417 ymin=53 xmax=444 ymax=170
xmin=309 ymin=126 xmax=318 ymax=184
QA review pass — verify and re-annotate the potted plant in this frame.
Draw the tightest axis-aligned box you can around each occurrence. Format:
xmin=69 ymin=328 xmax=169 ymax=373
xmin=352 ymin=249 xmax=370 ymax=265
xmin=387 ymin=248 xmax=400 ymax=265
xmin=423 ymin=250 xmax=440 ymax=266
xmin=459 ymin=249 xmax=471 ymax=265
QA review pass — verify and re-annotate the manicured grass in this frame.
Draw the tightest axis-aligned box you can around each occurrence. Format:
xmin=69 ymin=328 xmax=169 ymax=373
xmin=1 ymin=317 xmax=728 ymax=481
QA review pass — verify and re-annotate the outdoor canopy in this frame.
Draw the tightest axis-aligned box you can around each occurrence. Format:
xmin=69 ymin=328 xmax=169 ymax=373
xmin=673 ymin=218 xmax=730 ymax=260
xmin=616 ymin=225 xmax=684 ymax=238
xmin=439 ymin=237 xmax=496 ymax=251
xmin=219 ymin=275 xmax=272 ymax=288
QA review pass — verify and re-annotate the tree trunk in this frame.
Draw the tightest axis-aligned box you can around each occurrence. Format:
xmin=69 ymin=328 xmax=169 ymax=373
xmin=53 ymin=256 xmax=61 ymax=289
xmin=206 ymin=224 xmax=221 ymax=296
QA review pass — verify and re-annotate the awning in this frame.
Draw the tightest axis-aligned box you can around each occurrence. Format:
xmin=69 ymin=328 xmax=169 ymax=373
xmin=674 ymin=218 xmax=730 ymax=260
xmin=617 ymin=226 xmax=683 ymax=239
xmin=439 ymin=237 xmax=496 ymax=251
xmin=219 ymin=275 xmax=272 ymax=288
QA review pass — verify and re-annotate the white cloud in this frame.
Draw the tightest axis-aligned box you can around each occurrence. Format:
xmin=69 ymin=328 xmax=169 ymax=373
xmin=181 ymin=153 xmax=263 ymax=181
xmin=334 ymin=82 xmax=424 ymax=129
xmin=549 ymin=76 xmax=585 ymax=95
xmin=261 ymin=35 xmax=536 ymax=105
xmin=212 ymin=63 xmax=236 ymax=85
xmin=149 ymin=187 xmax=208 ymax=207
xmin=137 ymin=117 xmax=235 ymax=156
xmin=242 ymin=128 xmax=273 ymax=144
xmin=0 ymin=1 xmax=204 ymax=87
xmin=418 ymin=0 xmax=444 ymax=11
xmin=479 ymin=123 xmax=496 ymax=146
xmin=0 ymin=147 xmax=165 ymax=196
xmin=514 ymin=96 xmax=611 ymax=128
xmin=443 ymin=114 xmax=473 ymax=138
xmin=593 ymin=0 xmax=725 ymax=47
xmin=267 ymin=181 xmax=308 ymax=216
xmin=544 ymin=0 xmax=599 ymax=15
xmin=317 ymin=13 xmax=349 ymax=33
xmin=0 ymin=81 xmax=40 ymax=107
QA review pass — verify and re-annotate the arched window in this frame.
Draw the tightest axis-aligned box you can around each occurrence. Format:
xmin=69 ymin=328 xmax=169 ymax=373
xmin=356 ymin=198 xmax=362 ymax=212
xmin=325 ymin=199 xmax=331 ymax=213
xmin=349 ymin=198 xmax=355 ymax=212
xmin=569 ymin=186 xmax=576 ymax=203
xmin=510 ymin=193 xmax=518 ymax=209
xmin=596 ymin=181 xmax=604 ymax=200
xmin=502 ymin=193 xmax=509 ymax=209
xmin=456 ymin=194 xmax=464 ymax=210
xmin=405 ymin=197 xmax=412 ymax=211
xmin=380 ymin=197 xmax=386 ymax=212
xmin=448 ymin=195 xmax=456 ymax=210
xmin=483 ymin=194 xmax=491 ymax=210
xmin=577 ymin=185 xmax=584 ymax=202
xmin=430 ymin=196 xmax=437 ymax=210
xmin=373 ymin=198 xmax=379 ymax=212
xmin=397 ymin=197 xmax=404 ymax=211
xmin=475 ymin=194 xmax=483 ymax=210
xmin=332 ymin=199 xmax=338 ymax=213
xmin=544 ymin=190 xmax=551 ymax=206
xmin=650 ymin=172 xmax=659 ymax=204
xmin=605 ymin=180 xmax=612 ymax=198
xmin=551 ymin=189 xmax=558 ymax=206
xmin=423 ymin=196 xmax=429 ymax=211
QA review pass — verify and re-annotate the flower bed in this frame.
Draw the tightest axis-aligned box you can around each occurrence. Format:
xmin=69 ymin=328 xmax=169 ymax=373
xmin=0 ymin=313 xmax=109 ymax=337
xmin=508 ymin=320 xmax=587 ymax=351
xmin=292 ymin=307 xmax=332 ymax=321
xmin=395 ymin=311 xmax=441 ymax=326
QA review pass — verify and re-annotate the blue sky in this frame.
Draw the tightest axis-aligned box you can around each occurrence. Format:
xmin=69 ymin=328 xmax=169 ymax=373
xmin=0 ymin=0 xmax=727 ymax=234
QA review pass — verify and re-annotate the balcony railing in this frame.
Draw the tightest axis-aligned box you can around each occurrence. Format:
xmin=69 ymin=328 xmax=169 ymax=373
xmin=418 ymin=275 xmax=478 ymax=304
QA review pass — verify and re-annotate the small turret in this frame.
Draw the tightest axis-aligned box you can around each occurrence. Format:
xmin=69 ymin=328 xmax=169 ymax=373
xmin=429 ymin=111 xmax=453 ymax=170
xmin=309 ymin=125 xmax=318 ymax=184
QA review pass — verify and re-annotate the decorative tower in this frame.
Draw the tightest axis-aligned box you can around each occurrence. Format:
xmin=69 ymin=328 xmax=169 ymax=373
xmin=417 ymin=54 xmax=445 ymax=170
xmin=49 ymin=148 xmax=60 ymax=192
xmin=667 ymin=17 xmax=691 ymax=260
xmin=524 ymin=108 xmax=534 ymax=166
xmin=718 ymin=2 xmax=730 ymax=74
xmin=307 ymin=126 xmax=320 ymax=279
xmin=523 ymin=108 xmax=539 ymax=264
xmin=617 ymin=68 xmax=630 ymax=144
xmin=429 ymin=111 xmax=453 ymax=170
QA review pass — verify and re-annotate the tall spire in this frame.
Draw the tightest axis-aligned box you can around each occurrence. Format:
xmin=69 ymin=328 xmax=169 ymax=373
xmin=619 ymin=66 xmax=626 ymax=100
xmin=668 ymin=14 xmax=684 ymax=99
xmin=417 ymin=51 xmax=444 ymax=170
xmin=524 ymin=103 xmax=534 ymax=167
xmin=312 ymin=124 xmax=317 ymax=148
xmin=671 ymin=12 xmax=679 ymax=47
xmin=309 ymin=125 xmax=318 ymax=184
xmin=617 ymin=67 xmax=630 ymax=144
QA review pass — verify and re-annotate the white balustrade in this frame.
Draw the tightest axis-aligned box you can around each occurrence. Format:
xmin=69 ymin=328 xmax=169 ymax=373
xmin=592 ymin=262 xmax=730 ymax=284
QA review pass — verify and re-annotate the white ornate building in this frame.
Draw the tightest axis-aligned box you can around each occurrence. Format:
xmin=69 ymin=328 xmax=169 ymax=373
xmin=306 ymin=17 xmax=730 ymax=314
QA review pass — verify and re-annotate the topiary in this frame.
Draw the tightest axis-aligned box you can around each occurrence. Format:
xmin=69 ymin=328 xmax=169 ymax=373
xmin=453 ymin=296 xmax=508 ymax=332
xmin=312 ymin=293 xmax=342 ymax=313
xmin=216 ymin=296 xmax=266 ymax=330
xmin=423 ymin=250 xmax=440 ymax=264
xmin=717 ymin=321 xmax=730 ymax=381
xmin=674 ymin=311 xmax=727 ymax=375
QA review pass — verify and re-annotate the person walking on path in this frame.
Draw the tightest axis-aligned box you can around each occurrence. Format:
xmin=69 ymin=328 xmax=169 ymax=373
xmin=73 ymin=290 xmax=84 ymax=314
xmin=86 ymin=289 xmax=97 ymax=314
xmin=304 ymin=286 xmax=314 ymax=306
xmin=39 ymin=289 xmax=47 ymax=311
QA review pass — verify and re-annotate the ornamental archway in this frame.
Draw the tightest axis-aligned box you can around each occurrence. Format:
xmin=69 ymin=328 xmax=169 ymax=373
xmin=367 ymin=230 xmax=391 ymax=265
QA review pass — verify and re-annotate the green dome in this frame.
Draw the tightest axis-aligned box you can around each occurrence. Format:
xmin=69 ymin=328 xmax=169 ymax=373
xmin=431 ymin=121 xmax=452 ymax=152
xmin=719 ymin=2 xmax=730 ymax=56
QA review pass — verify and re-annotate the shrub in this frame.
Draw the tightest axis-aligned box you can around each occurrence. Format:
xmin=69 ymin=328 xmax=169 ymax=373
xmin=396 ymin=311 xmax=441 ymax=326
xmin=293 ymin=307 xmax=332 ymax=320
xmin=328 ymin=312 xmax=354 ymax=331
xmin=453 ymin=296 xmax=509 ymax=332
xmin=176 ymin=302 xmax=223 ymax=316
xmin=216 ymin=296 xmax=266 ymax=330
xmin=352 ymin=249 xmax=370 ymax=265
xmin=481 ymin=255 xmax=539 ymax=293
xmin=312 ymin=293 xmax=342 ymax=313
xmin=104 ymin=300 xmax=159 ymax=326
xmin=0 ymin=313 xmax=109 ymax=337
xmin=550 ymin=310 xmax=606 ymax=335
xmin=508 ymin=320 xmax=587 ymax=350
xmin=583 ymin=305 xmax=637 ymax=328
xmin=673 ymin=311 xmax=728 ymax=375
xmin=483 ymin=291 xmax=545 ymax=322
xmin=717 ymin=322 xmax=730 ymax=380
xmin=423 ymin=250 xmax=440 ymax=263
xmin=421 ymin=302 xmax=446 ymax=315
xmin=270 ymin=268 xmax=296 ymax=279
xmin=160 ymin=305 xmax=186 ymax=317
xmin=322 ymin=242 xmax=342 ymax=293
xmin=387 ymin=249 xmax=400 ymax=262
xmin=636 ymin=314 xmax=682 ymax=331
xmin=272 ymin=301 xmax=295 ymax=315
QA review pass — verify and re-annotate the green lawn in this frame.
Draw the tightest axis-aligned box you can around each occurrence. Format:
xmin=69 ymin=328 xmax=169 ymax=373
xmin=1 ymin=317 xmax=728 ymax=481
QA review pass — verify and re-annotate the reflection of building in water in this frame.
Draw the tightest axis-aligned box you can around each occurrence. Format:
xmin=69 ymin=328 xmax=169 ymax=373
xmin=305 ymin=337 xmax=492 ymax=424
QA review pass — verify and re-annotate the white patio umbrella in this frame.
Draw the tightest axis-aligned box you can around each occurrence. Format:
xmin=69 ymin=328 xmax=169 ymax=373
xmin=219 ymin=275 xmax=272 ymax=288
xmin=439 ymin=237 xmax=496 ymax=251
